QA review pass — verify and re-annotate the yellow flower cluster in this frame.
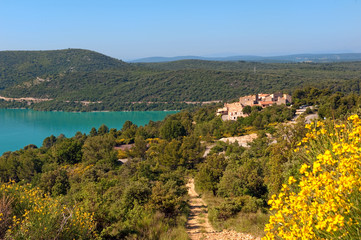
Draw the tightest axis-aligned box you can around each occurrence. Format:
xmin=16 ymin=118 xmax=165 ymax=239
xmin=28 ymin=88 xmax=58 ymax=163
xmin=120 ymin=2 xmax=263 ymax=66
xmin=264 ymin=115 xmax=361 ymax=239
xmin=73 ymin=163 xmax=95 ymax=176
xmin=146 ymin=137 xmax=161 ymax=144
xmin=0 ymin=181 xmax=96 ymax=239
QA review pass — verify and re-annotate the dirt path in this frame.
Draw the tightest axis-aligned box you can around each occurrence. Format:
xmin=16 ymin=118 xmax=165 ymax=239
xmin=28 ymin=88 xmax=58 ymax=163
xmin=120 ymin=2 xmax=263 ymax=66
xmin=186 ymin=179 xmax=259 ymax=240
xmin=186 ymin=178 xmax=215 ymax=239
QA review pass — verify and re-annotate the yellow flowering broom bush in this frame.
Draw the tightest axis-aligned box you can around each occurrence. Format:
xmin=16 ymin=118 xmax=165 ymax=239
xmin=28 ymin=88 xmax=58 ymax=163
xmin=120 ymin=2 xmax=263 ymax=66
xmin=0 ymin=181 xmax=96 ymax=239
xmin=264 ymin=114 xmax=361 ymax=239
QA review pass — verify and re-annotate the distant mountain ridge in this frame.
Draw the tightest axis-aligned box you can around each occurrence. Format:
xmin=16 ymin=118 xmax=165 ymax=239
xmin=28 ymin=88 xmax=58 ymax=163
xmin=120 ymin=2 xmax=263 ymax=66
xmin=130 ymin=53 xmax=361 ymax=63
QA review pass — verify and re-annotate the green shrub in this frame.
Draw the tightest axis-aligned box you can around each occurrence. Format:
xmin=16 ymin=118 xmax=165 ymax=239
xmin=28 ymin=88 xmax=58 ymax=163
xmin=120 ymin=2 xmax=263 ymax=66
xmin=0 ymin=181 xmax=96 ymax=240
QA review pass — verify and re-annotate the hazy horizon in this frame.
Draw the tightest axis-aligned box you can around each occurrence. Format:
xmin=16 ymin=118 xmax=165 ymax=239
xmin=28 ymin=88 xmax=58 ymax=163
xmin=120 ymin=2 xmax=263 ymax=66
xmin=3 ymin=48 xmax=361 ymax=62
xmin=127 ymin=51 xmax=361 ymax=62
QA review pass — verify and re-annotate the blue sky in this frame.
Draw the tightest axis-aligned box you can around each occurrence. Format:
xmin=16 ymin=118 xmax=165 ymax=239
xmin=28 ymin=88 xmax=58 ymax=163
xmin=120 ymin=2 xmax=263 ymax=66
xmin=0 ymin=0 xmax=360 ymax=60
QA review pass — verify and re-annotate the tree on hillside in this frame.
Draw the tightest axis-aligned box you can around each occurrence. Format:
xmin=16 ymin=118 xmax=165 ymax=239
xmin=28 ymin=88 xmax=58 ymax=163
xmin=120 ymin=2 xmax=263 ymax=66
xmin=196 ymin=154 xmax=228 ymax=195
xmin=242 ymin=105 xmax=252 ymax=115
xmin=160 ymin=120 xmax=186 ymax=141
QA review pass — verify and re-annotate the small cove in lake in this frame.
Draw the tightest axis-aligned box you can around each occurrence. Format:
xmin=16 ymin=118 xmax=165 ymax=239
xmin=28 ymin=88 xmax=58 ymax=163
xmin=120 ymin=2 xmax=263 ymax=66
xmin=0 ymin=109 xmax=177 ymax=155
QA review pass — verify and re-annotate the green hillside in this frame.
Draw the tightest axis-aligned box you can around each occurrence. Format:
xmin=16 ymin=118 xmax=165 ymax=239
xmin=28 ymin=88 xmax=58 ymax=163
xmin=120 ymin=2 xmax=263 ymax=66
xmin=0 ymin=49 xmax=127 ymax=89
xmin=0 ymin=49 xmax=361 ymax=111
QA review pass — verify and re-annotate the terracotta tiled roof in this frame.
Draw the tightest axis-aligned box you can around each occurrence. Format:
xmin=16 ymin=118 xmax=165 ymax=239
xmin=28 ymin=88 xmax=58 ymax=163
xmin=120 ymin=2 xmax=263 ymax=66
xmin=259 ymin=101 xmax=274 ymax=105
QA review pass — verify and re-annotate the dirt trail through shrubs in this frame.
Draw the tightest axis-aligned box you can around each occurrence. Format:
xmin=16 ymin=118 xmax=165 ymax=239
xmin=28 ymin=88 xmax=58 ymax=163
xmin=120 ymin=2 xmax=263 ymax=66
xmin=186 ymin=179 xmax=259 ymax=240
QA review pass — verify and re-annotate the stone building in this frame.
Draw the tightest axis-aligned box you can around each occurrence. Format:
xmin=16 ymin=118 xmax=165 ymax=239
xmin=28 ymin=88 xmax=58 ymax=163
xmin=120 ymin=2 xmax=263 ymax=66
xmin=217 ymin=93 xmax=292 ymax=120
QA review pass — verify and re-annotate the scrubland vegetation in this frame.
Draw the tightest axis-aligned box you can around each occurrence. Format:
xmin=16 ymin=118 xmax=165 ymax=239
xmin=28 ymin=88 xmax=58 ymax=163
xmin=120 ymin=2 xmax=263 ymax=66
xmin=1 ymin=85 xmax=361 ymax=239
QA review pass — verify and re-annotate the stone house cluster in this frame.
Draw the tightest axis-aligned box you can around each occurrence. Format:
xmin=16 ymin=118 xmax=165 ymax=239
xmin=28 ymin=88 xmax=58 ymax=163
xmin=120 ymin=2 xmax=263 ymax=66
xmin=217 ymin=93 xmax=292 ymax=120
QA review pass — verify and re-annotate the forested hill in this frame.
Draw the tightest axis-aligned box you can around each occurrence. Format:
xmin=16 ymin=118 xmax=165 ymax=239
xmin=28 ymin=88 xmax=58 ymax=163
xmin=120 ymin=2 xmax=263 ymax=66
xmin=0 ymin=49 xmax=128 ymax=88
xmin=0 ymin=49 xmax=361 ymax=111
xmin=137 ymin=59 xmax=361 ymax=71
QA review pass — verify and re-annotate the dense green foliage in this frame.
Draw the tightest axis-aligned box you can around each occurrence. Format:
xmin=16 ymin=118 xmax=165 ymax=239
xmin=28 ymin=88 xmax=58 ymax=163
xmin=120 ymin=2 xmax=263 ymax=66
xmin=0 ymin=100 xmax=297 ymax=238
xmin=191 ymin=89 xmax=361 ymax=237
xmin=0 ymin=49 xmax=361 ymax=111
xmin=0 ymin=117 xmax=197 ymax=239
xmin=2 ymin=85 xmax=361 ymax=238
xmin=292 ymin=87 xmax=361 ymax=119
xmin=1 ymin=48 xmax=361 ymax=238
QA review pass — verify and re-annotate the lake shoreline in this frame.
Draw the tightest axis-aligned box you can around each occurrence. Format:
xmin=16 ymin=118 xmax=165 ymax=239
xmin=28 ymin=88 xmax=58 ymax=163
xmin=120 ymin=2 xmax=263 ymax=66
xmin=0 ymin=109 xmax=177 ymax=155
xmin=0 ymin=107 xmax=180 ymax=113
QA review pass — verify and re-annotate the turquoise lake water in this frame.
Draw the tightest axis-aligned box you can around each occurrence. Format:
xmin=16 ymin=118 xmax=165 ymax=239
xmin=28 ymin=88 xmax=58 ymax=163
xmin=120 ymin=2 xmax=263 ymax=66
xmin=0 ymin=109 xmax=177 ymax=155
